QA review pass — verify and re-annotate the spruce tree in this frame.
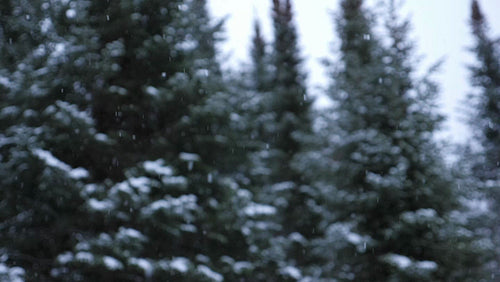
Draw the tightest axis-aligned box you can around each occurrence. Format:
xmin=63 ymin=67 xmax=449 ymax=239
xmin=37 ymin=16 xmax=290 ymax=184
xmin=1 ymin=0 xmax=266 ymax=280
xmin=250 ymin=20 xmax=273 ymax=93
xmin=317 ymin=0 xmax=485 ymax=280
xmin=469 ymin=0 xmax=500 ymax=180
xmin=235 ymin=18 xmax=275 ymax=183
xmin=46 ymin=0 xmax=264 ymax=280
xmin=0 ymin=0 xmax=108 ymax=279
xmin=241 ymin=1 xmax=325 ymax=280
xmin=468 ymin=0 xmax=500 ymax=274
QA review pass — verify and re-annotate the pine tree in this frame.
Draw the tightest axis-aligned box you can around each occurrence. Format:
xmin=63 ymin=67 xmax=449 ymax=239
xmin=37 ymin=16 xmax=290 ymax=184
xmin=1 ymin=0 xmax=267 ymax=280
xmin=316 ymin=0 xmax=486 ymax=280
xmin=469 ymin=0 xmax=500 ymax=180
xmin=44 ymin=0 xmax=266 ymax=280
xmin=0 ymin=0 xmax=109 ymax=279
xmin=250 ymin=20 xmax=273 ymax=93
xmin=467 ymin=0 xmax=500 ymax=275
xmin=268 ymin=0 xmax=311 ymax=168
xmin=240 ymin=1 xmax=326 ymax=280
xmin=235 ymin=18 xmax=275 ymax=184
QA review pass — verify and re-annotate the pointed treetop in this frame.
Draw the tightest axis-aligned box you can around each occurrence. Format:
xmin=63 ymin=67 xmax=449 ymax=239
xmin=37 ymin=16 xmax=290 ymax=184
xmin=252 ymin=18 xmax=264 ymax=47
xmin=251 ymin=18 xmax=267 ymax=72
xmin=471 ymin=0 xmax=487 ymax=36
xmin=272 ymin=0 xmax=280 ymax=15
xmin=272 ymin=0 xmax=293 ymax=25
xmin=341 ymin=0 xmax=363 ymax=15
xmin=285 ymin=0 xmax=292 ymax=22
xmin=471 ymin=0 xmax=484 ymax=25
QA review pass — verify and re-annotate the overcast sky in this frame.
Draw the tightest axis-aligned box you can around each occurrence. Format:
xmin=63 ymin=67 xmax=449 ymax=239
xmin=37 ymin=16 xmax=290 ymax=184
xmin=208 ymin=0 xmax=500 ymax=144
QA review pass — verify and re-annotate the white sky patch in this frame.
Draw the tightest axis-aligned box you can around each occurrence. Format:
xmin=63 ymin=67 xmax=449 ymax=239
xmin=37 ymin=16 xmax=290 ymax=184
xmin=208 ymin=0 xmax=500 ymax=144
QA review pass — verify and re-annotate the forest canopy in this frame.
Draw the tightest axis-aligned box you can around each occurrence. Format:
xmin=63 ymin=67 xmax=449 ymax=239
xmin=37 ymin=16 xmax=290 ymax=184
xmin=0 ymin=0 xmax=498 ymax=281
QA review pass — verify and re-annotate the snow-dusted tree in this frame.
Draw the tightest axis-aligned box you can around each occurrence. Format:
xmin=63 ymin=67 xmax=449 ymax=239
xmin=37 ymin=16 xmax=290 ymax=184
xmin=466 ymin=0 xmax=500 ymax=275
xmin=52 ymin=158 xmax=270 ymax=281
xmin=1 ymin=0 xmax=270 ymax=280
xmin=468 ymin=0 xmax=500 ymax=181
xmin=249 ymin=20 xmax=273 ymax=94
xmin=45 ymin=0 xmax=271 ymax=281
xmin=238 ymin=0 xmax=325 ymax=280
xmin=315 ymin=0 xmax=486 ymax=280
xmin=0 ymin=0 xmax=110 ymax=280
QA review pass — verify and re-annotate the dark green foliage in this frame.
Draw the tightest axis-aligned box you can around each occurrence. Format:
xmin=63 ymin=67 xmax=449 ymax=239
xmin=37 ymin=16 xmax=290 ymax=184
xmin=0 ymin=0 xmax=258 ymax=280
xmin=0 ymin=1 xmax=107 ymax=279
xmin=314 ymin=0 xmax=487 ymax=280
xmin=467 ymin=0 xmax=500 ymax=275
xmin=239 ymin=1 xmax=325 ymax=280
xmin=269 ymin=0 xmax=311 ymax=166
xmin=0 ymin=0 xmax=493 ymax=280
xmin=250 ymin=20 xmax=272 ymax=93
xmin=468 ymin=0 xmax=500 ymax=180
xmin=51 ymin=158 xmax=259 ymax=281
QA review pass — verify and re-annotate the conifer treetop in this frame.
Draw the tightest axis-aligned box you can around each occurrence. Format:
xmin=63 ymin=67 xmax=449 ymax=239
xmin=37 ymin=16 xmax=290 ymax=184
xmin=471 ymin=0 xmax=484 ymax=29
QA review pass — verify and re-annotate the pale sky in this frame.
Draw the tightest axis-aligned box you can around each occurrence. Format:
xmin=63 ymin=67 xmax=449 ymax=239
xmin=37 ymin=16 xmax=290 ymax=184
xmin=208 ymin=0 xmax=500 ymax=144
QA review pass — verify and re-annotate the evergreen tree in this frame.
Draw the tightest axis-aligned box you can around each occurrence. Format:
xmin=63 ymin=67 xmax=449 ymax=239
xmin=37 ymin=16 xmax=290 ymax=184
xmin=46 ymin=0 xmax=264 ymax=281
xmin=1 ymin=0 xmax=265 ymax=280
xmin=468 ymin=0 xmax=500 ymax=180
xmin=0 ymin=0 xmax=109 ymax=279
xmin=250 ymin=20 xmax=273 ymax=93
xmin=235 ymin=18 xmax=274 ymax=184
xmin=316 ymin=0 xmax=485 ymax=280
xmin=467 ymin=0 xmax=500 ymax=275
xmin=268 ymin=0 xmax=311 ymax=170
xmin=241 ymin=1 xmax=325 ymax=280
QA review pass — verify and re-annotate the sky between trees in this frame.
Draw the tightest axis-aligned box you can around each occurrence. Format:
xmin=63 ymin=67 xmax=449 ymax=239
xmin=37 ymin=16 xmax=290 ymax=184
xmin=209 ymin=0 xmax=500 ymax=144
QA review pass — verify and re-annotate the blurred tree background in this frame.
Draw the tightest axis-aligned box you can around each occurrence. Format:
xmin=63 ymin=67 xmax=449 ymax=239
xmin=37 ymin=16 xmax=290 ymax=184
xmin=0 ymin=0 xmax=497 ymax=281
